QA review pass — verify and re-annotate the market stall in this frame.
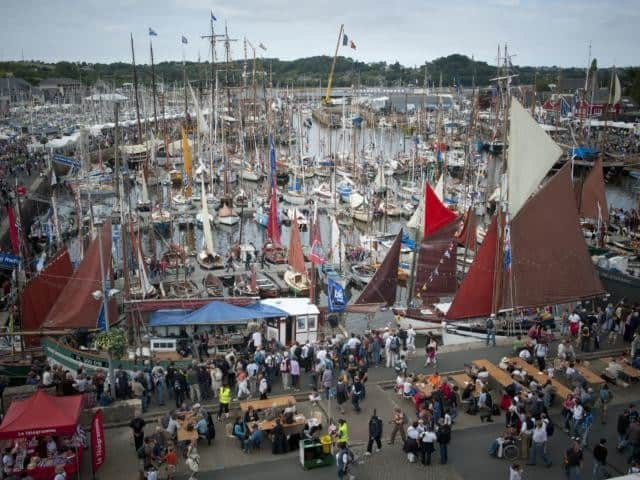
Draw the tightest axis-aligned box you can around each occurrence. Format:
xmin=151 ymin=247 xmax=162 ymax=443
xmin=0 ymin=390 xmax=85 ymax=479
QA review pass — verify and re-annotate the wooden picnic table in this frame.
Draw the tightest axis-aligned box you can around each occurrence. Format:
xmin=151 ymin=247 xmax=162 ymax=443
xmin=472 ymin=359 xmax=515 ymax=388
xmin=413 ymin=381 xmax=435 ymax=398
xmin=257 ymin=414 xmax=306 ymax=433
xmin=574 ymin=362 xmax=605 ymax=385
xmin=602 ymin=357 xmax=640 ymax=380
xmin=240 ymin=395 xmax=296 ymax=412
xmin=510 ymin=357 xmax=572 ymax=399
xmin=176 ymin=412 xmax=199 ymax=442
xmin=451 ymin=373 xmax=482 ymax=397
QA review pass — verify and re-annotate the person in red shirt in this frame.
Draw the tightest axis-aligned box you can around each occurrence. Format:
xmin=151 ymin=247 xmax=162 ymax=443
xmin=164 ymin=445 xmax=178 ymax=480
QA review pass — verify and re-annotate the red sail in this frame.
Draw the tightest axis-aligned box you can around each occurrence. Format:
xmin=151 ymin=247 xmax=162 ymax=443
xmin=7 ymin=206 xmax=20 ymax=255
xmin=446 ymin=214 xmax=499 ymax=319
xmin=287 ymin=217 xmax=306 ymax=274
xmin=43 ymin=223 xmax=117 ymax=329
xmin=454 ymin=207 xmax=477 ymax=252
xmin=501 ymin=163 xmax=604 ymax=310
xmin=355 ymin=229 xmax=402 ymax=306
xmin=413 ymin=220 xmax=459 ymax=298
xmin=20 ymin=249 xmax=73 ymax=345
xmin=267 ymin=186 xmax=281 ymax=246
xmin=424 ymin=182 xmax=457 ymax=238
xmin=579 ymin=157 xmax=609 ymax=223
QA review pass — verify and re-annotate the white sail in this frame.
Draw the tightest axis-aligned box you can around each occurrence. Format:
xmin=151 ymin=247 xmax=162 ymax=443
xmin=612 ymin=73 xmax=622 ymax=105
xmin=507 ymin=98 xmax=562 ymax=217
xmin=407 ymin=188 xmax=423 ymax=230
xmin=136 ymin=244 xmax=154 ymax=298
xmin=141 ymin=173 xmax=150 ymax=203
xmin=373 ymin=164 xmax=386 ymax=189
xmin=201 ymin=177 xmax=215 ymax=256
xmin=434 ymin=174 xmax=444 ymax=201
xmin=330 ymin=215 xmax=344 ymax=266
xmin=189 ymin=84 xmax=208 ymax=136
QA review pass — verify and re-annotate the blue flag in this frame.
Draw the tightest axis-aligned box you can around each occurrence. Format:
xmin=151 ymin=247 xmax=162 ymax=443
xmin=181 ymin=35 xmax=189 ymax=44
xmin=342 ymin=34 xmax=348 ymax=46
xmin=328 ymin=278 xmax=348 ymax=312
xmin=149 ymin=28 xmax=158 ymax=37
xmin=210 ymin=9 xmax=217 ymax=21
xmin=97 ymin=303 xmax=106 ymax=331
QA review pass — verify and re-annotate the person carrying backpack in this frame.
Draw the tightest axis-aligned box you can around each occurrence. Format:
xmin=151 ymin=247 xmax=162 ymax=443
xmin=336 ymin=441 xmax=354 ymax=480
xmin=366 ymin=410 xmax=383 ymax=454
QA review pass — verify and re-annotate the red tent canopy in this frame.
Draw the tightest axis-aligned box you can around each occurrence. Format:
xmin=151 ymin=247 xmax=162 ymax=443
xmin=0 ymin=391 xmax=83 ymax=439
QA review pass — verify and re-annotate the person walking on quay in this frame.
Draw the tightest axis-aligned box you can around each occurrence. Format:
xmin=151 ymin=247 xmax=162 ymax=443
xmin=527 ymin=419 xmax=552 ymax=467
xmin=509 ymin=463 xmax=523 ymax=480
xmin=366 ymin=410 xmax=383 ymax=455
xmin=225 ymin=254 xmax=235 ymax=273
xmin=217 ymin=383 xmax=231 ymax=420
xmin=130 ymin=410 xmax=146 ymax=453
xmin=486 ymin=314 xmax=497 ymax=347
xmin=592 ymin=438 xmax=609 ymax=480
xmin=564 ymin=438 xmax=584 ymax=480
xmin=388 ymin=407 xmax=407 ymax=445
xmin=436 ymin=418 xmax=451 ymax=464
xmin=337 ymin=418 xmax=349 ymax=445
xmin=598 ymin=384 xmax=613 ymax=424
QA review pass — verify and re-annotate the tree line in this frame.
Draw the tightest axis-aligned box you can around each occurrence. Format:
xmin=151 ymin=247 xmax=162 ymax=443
xmin=1 ymin=54 xmax=639 ymax=103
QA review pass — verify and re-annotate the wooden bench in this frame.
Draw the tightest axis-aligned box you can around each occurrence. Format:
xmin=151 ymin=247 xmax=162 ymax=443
xmin=240 ymin=395 xmax=296 ymax=412
xmin=472 ymin=359 xmax=515 ymax=389
xmin=451 ymin=373 xmax=482 ymax=397
xmin=574 ymin=362 xmax=605 ymax=386
xmin=510 ymin=357 xmax=572 ymax=399
xmin=602 ymin=357 xmax=640 ymax=380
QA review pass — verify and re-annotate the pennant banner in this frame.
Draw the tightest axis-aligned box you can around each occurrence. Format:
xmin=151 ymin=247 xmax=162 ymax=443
xmin=91 ymin=410 xmax=106 ymax=473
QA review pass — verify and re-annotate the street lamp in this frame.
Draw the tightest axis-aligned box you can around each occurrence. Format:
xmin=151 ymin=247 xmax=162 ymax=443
xmin=94 ymin=219 xmax=117 ymax=399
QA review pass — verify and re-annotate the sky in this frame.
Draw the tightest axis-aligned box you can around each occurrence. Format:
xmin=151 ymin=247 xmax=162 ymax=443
xmin=0 ymin=0 xmax=638 ymax=68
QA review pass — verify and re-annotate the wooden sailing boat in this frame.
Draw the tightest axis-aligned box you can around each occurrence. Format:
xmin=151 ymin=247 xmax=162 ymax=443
xmin=136 ymin=171 xmax=151 ymax=212
xmin=196 ymin=177 xmax=223 ymax=269
xmin=322 ymin=215 xmax=348 ymax=288
xmin=446 ymin=99 xmax=604 ymax=323
xmin=350 ymin=229 xmax=403 ymax=310
xmin=129 ymin=228 xmax=157 ymax=299
xmin=203 ymin=273 xmax=224 ymax=297
xmin=283 ymin=217 xmax=310 ymax=295
xmin=263 ymin=138 xmax=288 ymax=264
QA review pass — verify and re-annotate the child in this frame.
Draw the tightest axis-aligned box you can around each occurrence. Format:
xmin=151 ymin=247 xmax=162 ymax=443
xmin=164 ymin=445 xmax=178 ymax=480
xmin=144 ymin=465 xmax=158 ymax=480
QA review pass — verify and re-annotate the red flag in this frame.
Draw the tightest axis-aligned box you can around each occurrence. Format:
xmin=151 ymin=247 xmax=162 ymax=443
xmin=91 ymin=410 xmax=106 ymax=473
xmin=7 ymin=206 xmax=20 ymax=255
xmin=349 ymin=40 xmax=356 ymax=50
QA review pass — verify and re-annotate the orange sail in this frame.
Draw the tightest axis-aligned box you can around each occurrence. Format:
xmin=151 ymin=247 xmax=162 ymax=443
xmin=287 ymin=217 xmax=306 ymax=274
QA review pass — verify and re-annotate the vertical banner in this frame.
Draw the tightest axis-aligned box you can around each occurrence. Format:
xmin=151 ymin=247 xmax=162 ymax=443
xmin=7 ymin=206 xmax=20 ymax=255
xmin=91 ymin=410 xmax=106 ymax=474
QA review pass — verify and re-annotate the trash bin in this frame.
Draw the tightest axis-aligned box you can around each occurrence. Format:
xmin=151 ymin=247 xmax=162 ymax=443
xmin=320 ymin=435 xmax=332 ymax=454
xmin=299 ymin=439 xmax=333 ymax=470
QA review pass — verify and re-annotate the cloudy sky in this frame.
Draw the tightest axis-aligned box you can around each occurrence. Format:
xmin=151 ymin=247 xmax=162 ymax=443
xmin=1 ymin=0 xmax=638 ymax=67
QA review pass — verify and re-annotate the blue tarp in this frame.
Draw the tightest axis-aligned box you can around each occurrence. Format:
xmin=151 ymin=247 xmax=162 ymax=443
xmin=150 ymin=309 xmax=193 ymax=327
xmin=149 ymin=302 xmax=287 ymax=327
xmin=569 ymin=146 xmax=599 ymax=159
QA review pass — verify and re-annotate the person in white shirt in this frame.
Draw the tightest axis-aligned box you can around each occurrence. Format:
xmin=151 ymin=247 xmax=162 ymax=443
xmin=316 ymin=348 xmax=327 ymax=363
xmin=407 ymin=424 xmax=420 ymax=440
xmin=519 ymin=349 xmax=532 ymax=362
xmin=251 ymin=330 xmax=262 ymax=350
xmin=42 ymin=366 xmax=53 ymax=387
xmin=528 ymin=420 xmax=552 ymax=466
xmin=347 ymin=334 xmax=361 ymax=351
xmin=420 ymin=428 xmax=438 ymax=465
xmin=407 ymin=327 xmax=416 ymax=355
xmin=509 ymin=463 xmax=523 ymax=480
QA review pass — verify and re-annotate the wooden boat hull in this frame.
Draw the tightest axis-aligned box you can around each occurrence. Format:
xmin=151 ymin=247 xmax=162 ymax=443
xmin=203 ymin=274 xmax=224 ymax=297
xmin=283 ymin=192 xmax=306 ymax=205
xmin=596 ymin=265 xmax=640 ymax=303
xmin=196 ymin=252 xmax=224 ymax=270
xmin=283 ymin=270 xmax=310 ymax=296
xmin=263 ymin=245 xmax=288 ymax=264
xmin=217 ymin=215 xmax=240 ymax=226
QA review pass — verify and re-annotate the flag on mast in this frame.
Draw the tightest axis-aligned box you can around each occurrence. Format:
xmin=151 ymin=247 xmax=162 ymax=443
xmin=342 ymin=34 xmax=348 ymax=46
xmin=181 ymin=35 xmax=189 ymax=44
xmin=148 ymin=28 xmax=158 ymax=37
xmin=210 ymin=9 xmax=217 ymax=21
xmin=349 ymin=40 xmax=356 ymax=50
xmin=258 ymin=42 xmax=267 ymax=51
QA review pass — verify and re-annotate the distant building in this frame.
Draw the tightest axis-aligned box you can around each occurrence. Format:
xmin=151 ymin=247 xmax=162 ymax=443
xmin=38 ymin=77 xmax=84 ymax=101
xmin=0 ymin=77 xmax=32 ymax=103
